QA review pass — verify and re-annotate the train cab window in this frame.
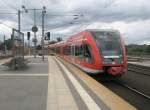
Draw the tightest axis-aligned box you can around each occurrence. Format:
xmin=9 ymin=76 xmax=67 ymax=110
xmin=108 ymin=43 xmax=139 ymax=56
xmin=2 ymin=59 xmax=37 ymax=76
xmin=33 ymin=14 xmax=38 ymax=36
xmin=83 ymin=44 xmax=92 ymax=63
xmin=91 ymin=31 xmax=123 ymax=58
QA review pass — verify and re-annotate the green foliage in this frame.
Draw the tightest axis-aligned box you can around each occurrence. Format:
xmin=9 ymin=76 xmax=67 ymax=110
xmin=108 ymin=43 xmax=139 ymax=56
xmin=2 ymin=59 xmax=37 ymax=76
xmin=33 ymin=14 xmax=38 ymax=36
xmin=126 ymin=44 xmax=150 ymax=56
xmin=5 ymin=39 xmax=13 ymax=50
xmin=0 ymin=39 xmax=12 ymax=50
xmin=0 ymin=42 xmax=4 ymax=50
xmin=146 ymin=45 xmax=150 ymax=53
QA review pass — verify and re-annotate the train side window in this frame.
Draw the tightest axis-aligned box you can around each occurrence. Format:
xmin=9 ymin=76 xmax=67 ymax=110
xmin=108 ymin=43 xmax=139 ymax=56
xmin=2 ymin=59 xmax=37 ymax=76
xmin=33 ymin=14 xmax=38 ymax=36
xmin=75 ymin=45 xmax=82 ymax=57
xmin=56 ymin=47 xmax=59 ymax=54
xmin=64 ymin=46 xmax=67 ymax=55
xmin=68 ymin=45 xmax=71 ymax=55
xmin=83 ymin=44 xmax=92 ymax=63
xmin=64 ymin=45 xmax=71 ymax=55
xmin=71 ymin=45 xmax=75 ymax=56
xmin=63 ymin=47 xmax=65 ymax=55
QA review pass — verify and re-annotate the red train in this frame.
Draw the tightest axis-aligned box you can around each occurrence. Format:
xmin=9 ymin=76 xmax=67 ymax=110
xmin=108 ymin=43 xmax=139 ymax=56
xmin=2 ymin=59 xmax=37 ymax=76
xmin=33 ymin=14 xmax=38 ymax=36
xmin=48 ymin=29 xmax=127 ymax=76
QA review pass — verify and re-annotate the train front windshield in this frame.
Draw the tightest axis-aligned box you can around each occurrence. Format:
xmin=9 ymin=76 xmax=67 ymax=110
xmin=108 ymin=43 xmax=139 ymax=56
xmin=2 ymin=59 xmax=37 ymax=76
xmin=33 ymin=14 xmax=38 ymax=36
xmin=91 ymin=31 xmax=123 ymax=59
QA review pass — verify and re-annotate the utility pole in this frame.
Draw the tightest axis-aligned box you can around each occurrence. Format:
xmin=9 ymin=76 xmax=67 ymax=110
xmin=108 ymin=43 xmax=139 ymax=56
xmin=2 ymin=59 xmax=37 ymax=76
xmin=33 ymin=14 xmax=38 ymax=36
xmin=3 ymin=35 xmax=6 ymax=54
xmin=33 ymin=9 xmax=37 ymax=58
xmin=18 ymin=10 xmax=21 ymax=31
xmin=28 ymin=39 xmax=30 ymax=56
xmin=18 ymin=10 xmax=24 ymax=60
xmin=18 ymin=10 xmax=21 ymax=59
xmin=42 ymin=8 xmax=46 ymax=61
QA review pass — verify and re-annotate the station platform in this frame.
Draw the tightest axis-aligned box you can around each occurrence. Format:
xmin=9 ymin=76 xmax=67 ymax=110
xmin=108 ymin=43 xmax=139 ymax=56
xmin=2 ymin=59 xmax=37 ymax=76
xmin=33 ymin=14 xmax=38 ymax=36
xmin=47 ymin=56 xmax=136 ymax=110
xmin=0 ymin=57 xmax=12 ymax=65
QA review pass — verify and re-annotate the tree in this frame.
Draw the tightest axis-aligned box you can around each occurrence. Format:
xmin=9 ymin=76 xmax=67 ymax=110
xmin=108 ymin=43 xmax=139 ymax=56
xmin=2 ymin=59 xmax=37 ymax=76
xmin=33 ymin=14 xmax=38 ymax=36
xmin=0 ymin=42 xmax=4 ymax=50
xmin=146 ymin=45 xmax=150 ymax=53
xmin=5 ymin=39 xmax=13 ymax=50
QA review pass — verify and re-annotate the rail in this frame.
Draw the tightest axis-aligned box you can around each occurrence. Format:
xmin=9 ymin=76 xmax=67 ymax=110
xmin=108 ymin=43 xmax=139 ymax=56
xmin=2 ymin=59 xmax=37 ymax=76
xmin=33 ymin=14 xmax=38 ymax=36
xmin=127 ymin=63 xmax=150 ymax=76
xmin=114 ymin=81 xmax=150 ymax=100
xmin=127 ymin=56 xmax=150 ymax=62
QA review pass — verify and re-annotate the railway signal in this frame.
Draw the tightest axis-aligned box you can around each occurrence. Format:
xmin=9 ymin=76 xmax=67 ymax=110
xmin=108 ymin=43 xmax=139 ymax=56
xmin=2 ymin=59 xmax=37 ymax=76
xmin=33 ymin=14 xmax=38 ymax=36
xmin=47 ymin=32 xmax=50 ymax=40
xmin=27 ymin=32 xmax=30 ymax=40
xmin=45 ymin=32 xmax=50 ymax=40
xmin=27 ymin=32 xmax=31 ymax=56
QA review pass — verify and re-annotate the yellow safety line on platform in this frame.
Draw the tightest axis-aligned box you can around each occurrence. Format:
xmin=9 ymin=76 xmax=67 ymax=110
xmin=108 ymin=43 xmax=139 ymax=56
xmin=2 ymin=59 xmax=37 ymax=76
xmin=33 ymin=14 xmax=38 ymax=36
xmin=58 ymin=57 xmax=137 ymax=110
xmin=55 ymin=57 xmax=102 ymax=110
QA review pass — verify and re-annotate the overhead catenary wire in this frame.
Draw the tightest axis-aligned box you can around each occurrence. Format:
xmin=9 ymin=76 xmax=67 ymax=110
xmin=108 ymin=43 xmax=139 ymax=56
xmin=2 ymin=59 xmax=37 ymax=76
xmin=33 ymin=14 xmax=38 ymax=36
xmin=44 ymin=15 xmax=84 ymax=32
xmin=0 ymin=20 xmax=16 ymax=29
xmin=0 ymin=0 xmax=18 ymax=11
xmin=0 ymin=12 xmax=17 ymax=14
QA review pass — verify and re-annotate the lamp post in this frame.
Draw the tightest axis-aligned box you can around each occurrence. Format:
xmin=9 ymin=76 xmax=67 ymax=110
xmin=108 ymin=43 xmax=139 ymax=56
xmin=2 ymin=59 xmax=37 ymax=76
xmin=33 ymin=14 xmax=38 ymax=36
xmin=3 ymin=35 xmax=6 ymax=54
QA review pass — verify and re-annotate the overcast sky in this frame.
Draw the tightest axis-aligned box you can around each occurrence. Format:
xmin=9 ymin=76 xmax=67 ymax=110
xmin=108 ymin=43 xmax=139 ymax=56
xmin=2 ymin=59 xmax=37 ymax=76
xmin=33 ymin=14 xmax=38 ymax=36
xmin=0 ymin=0 xmax=150 ymax=45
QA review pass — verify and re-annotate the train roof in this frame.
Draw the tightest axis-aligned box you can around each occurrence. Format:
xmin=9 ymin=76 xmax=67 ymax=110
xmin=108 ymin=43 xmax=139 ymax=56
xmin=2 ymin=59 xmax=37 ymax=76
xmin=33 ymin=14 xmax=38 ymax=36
xmin=85 ymin=29 xmax=119 ymax=33
xmin=67 ymin=29 xmax=120 ymax=41
xmin=49 ymin=29 xmax=120 ymax=46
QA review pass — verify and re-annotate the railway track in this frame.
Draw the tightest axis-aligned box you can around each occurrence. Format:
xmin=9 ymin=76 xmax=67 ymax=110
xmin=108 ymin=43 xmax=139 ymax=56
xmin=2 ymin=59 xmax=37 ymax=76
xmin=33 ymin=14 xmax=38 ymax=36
xmin=92 ymin=73 xmax=150 ymax=100
xmin=114 ymin=80 xmax=150 ymax=100
xmin=127 ymin=63 xmax=150 ymax=76
xmin=99 ymin=79 xmax=150 ymax=110
xmin=91 ymin=68 xmax=150 ymax=110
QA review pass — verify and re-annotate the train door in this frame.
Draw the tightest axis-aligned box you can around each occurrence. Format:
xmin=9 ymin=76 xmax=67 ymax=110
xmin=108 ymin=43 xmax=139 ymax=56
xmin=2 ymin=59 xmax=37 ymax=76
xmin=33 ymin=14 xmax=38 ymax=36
xmin=83 ymin=44 xmax=93 ymax=64
xmin=71 ymin=44 xmax=75 ymax=62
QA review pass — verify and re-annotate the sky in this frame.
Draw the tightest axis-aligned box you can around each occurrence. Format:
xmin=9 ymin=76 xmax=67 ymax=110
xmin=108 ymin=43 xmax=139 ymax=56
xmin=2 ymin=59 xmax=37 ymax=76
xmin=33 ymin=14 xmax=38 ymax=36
xmin=0 ymin=0 xmax=150 ymax=45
